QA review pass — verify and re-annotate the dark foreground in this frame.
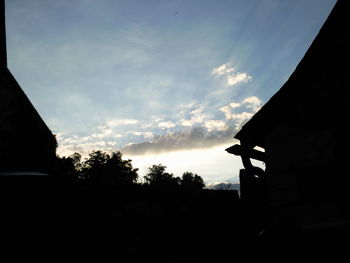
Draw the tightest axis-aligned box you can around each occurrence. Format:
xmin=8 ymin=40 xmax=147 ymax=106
xmin=1 ymin=176 xmax=349 ymax=262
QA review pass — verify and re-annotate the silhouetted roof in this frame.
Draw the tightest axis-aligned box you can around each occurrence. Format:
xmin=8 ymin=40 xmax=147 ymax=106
xmin=0 ymin=0 xmax=6 ymax=67
xmin=235 ymin=0 xmax=349 ymax=147
xmin=1 ymin=0 xmax=57 ymax=171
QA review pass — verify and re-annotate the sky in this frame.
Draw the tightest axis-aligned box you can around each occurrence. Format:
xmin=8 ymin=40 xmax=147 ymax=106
xmin=5 ymin=0 xmax=336 ymax=185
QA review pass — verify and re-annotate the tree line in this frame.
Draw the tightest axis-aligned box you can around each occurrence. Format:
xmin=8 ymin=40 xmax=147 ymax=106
xmin=55 ymin=150 xmax=205 ymax=190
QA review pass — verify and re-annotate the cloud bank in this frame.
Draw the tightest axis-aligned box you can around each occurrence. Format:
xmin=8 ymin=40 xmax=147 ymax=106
xmin=56 ymin=96 xmax=263 ymax=157
xmin=121 ymin=126 xmax=234 ymax=155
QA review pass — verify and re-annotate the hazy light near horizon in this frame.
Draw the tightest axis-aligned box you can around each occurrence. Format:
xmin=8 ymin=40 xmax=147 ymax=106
xmin=125 ymin=145 xmax=243 ymax=185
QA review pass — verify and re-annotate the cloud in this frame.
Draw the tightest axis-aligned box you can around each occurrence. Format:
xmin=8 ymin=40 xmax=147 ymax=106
xmin=181 ymin=120 xmax=194 ymax=127
xmin=120 ymin=96 xmax=263 ymax=156
xmin=219 ymin=96 xmax=262 ymax=117
xmin=57 ymin=140 xmax=119 ymax=158
xmin=121 ymin=126 xmax=234 ymax=156
xmin=204 ymin=120 xmax=228 ymax=132
xmin=158 ymin=121 xmax=176 ymax=129
xmin=211 ymin=63 xmax=235 ymax=76
xmin=218 ymin=105 xmax=232 ymax=119
xmin=180 ymin=105 xmax=207 ymax=127
xmin=242 ymin=96 xmax=263 ymax=112
xmin=227 ymin=72 xmax=252 ymax=86
xmin=104 ymin=119 xmax=139 ymax=127
xmin=56 ymin=118 xmax=136 ymax=157
xmin=219 ymin=96 xmax=262 ymax=128
xmin=229 ymin=102 xmax=241 ymax=109
xmin=56 ymin=96 xmax=263 ymax=157
xmin=91 ymin=129 xmax=122 ymax=139
xmin=212 ymin=63 xmax=252 ymax=87
xmin=127 ymin=131 xmax=154 ymax=139
xmin=219 ymin=106 xmax=255 ymax=122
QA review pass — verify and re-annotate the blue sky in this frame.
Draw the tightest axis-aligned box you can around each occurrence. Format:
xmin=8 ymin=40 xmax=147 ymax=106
xmin=6 ymin=0 xmax=336 ymax=184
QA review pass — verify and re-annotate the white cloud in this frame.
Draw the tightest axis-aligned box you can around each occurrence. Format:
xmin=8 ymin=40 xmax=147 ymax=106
xmin=151 ymin=115 xmax=164 ymax=122
xmin=204 ymin=120 xmax=228 ymax=132
xmin=242 ymin=96 xmax=261 ymax=105
xmin=212 ymin=63 xmax=252 ymax=87
xmin=181 ymin=119 xmax=194 ymax=127
xmin=227 ymin=72 xmax=252 ymax=86
xmin=219 ymin=106 xmax=254 ymax=121
xmin=91 ymin=128 xmax=116 ymax=139
xmin=56 ymin=140 xmax=119 ymax=158
xmin=90 ymin=124 xmax=123 ymax=140
xmin=105 ymin=119 xmax=138 ymax=127
xmin=242 ymin=96 xmax=263 ymax=112
xmin=229 ymin=112 xmax=254 ymax=122
xmin=229 ymin=102 xmax=241 ymax=109
xmin=180 ymin=105 xmax=207 ymax=127
xmin=142 ymin=132 xmax=154 ymax=139
xmin=127 ymin=131 xmax=143 ymax=136
xmin=190 ymin=106 xmax=203 ymax=116
xmin=212 ymin=63 xmax=235 ymax=76
xmin=158 ymin=121 xmax=176 ymax=129
xmin=218 ymin=105 xmax=232 ymax=120
xmin=219 ymin=96 xmax=263 ymax=130
xmin=56 ymin=119 xmax=126 ymax=157
xmin=127 ymin=131 xmax=154 ymax=139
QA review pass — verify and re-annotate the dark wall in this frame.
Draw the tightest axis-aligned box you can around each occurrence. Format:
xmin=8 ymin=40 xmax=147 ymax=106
xmin=0 ymin=67 xmax=57 ymax=172
xmin=257 ymin=0 xmax=350 ymax=225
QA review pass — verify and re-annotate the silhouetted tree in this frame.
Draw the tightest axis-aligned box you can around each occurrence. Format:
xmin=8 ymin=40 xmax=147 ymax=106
xmin=69 ymin=152 xmax=82 ymax=170
xmin=54 ymin=152 xmax=81 ymax=179
xmin=144 ymin=164 xmax=180 ymax=188
xmin=107 ymin=151 xmax=138 ymax=185
xmin=80 ymin=150 xmax=109 ymax=181
xmin=181 ymin=171 xmax=205 ymax=190
xmin=81 ymin=150 xmax=138 ymax=185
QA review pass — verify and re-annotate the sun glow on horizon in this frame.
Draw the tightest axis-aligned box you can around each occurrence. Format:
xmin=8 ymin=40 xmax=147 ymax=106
xmin=125 ymin=145 xmax=243 ymax=185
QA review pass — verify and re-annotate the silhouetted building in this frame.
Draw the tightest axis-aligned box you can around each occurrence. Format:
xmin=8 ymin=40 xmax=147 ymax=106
xmin=0 ymin=0 xmax=56 ymax=172
xmin=227 ymin=0 xmax=350 ymax=227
